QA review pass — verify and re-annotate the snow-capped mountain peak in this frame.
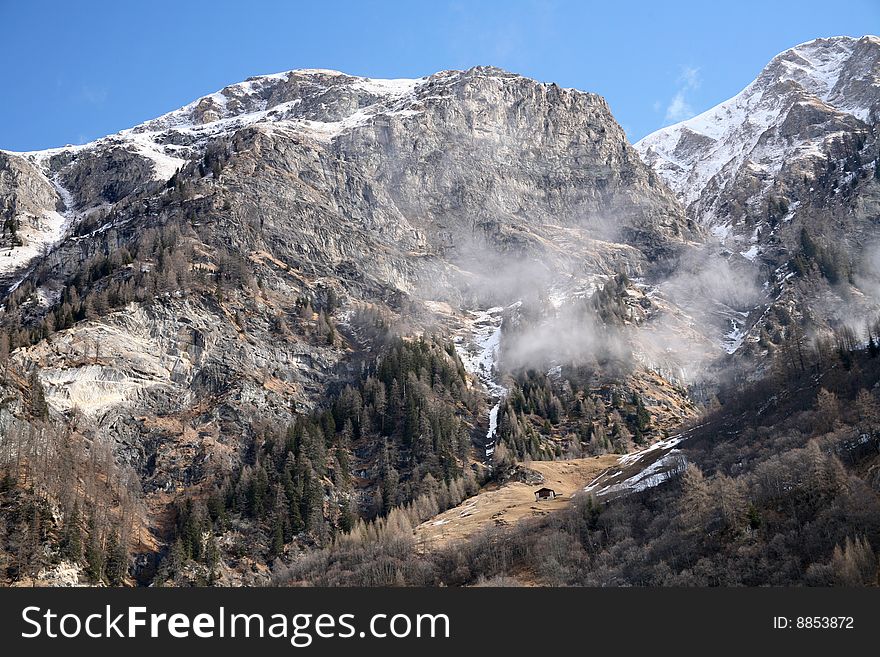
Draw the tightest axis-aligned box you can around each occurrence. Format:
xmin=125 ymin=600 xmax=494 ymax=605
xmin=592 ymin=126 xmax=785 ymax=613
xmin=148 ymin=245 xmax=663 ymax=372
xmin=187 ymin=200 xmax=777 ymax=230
xmin=636 ymin=35 xmax=879 ymax=210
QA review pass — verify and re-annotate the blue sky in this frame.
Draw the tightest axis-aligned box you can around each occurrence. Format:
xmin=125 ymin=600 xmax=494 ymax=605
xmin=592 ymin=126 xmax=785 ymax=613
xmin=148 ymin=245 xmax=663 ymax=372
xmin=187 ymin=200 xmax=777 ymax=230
xmin=1 ymin=0 xmax=877 ymax=151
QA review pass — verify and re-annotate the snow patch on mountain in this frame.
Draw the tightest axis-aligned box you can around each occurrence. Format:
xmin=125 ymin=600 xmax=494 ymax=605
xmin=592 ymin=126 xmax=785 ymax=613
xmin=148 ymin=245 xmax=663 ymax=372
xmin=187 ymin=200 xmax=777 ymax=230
xmin=0 ymin=164 xmax=78 ymax=289
xmin=120 ymin=132 xmax=186 ymax=181
xmin=1 ymin=208 xmax=68 ymax=288
xmin=10 ymin=70 xmax=430 ymax=204
xmin=454 ymin=305 xmax=510 ymax=458
xmin=130 ymin=70 xmax=427 ymax=146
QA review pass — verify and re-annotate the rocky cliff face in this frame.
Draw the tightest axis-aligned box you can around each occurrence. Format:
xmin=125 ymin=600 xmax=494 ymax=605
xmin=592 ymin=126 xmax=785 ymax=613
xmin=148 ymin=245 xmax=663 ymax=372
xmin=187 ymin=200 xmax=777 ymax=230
xmin=1 ymin=64 xmax=708 ymax=391
xmin=5 ymin=66 xmax=699 ymax=294
xmin=636 ymin=35 xmax=880 ymax=362
xmin=0 ymin=152 xmax=67 ymax=290
xmin=0 ymin=65 xmax=713 ymax=584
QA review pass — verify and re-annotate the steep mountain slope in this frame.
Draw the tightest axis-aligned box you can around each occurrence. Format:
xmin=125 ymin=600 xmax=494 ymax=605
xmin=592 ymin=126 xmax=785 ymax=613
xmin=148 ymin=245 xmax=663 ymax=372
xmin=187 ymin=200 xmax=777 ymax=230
xmin=636 ymin=35 xmax=880 ymax=361
xmin=281 ymin=341 xmax=880 ymax=587
xmin=0 ymin=66 xmax=710 ymax=585
xmin=4 ymin=39 xmax=878 ymax=587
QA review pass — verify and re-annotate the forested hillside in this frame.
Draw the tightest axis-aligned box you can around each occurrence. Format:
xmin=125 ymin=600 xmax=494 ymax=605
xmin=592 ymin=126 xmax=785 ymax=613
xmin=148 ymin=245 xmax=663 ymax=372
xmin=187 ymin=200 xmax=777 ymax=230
xmin=275 ymin=334 xmax=880 ymax=586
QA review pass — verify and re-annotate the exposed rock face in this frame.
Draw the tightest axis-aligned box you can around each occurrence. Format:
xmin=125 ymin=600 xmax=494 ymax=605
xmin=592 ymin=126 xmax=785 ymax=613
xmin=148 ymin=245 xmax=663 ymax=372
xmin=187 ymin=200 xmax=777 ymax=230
xmin=21 ymin=290 xmax=347 ymax=486
xmin=0 ymin=152 xmax=60 ymax=220
xmin=0 ymin=64 xmax=712 ymax=581
xmin=332 ymin=68 xmax=692 ymax=254
xmin=636 ymin=35 xmax=880 ymax=360
xmin=52 ymin=145 xmax=159 ymax=210
xmin=204 ymin=67 xmax=699 ymax=312
xmin=10 ymin=65 xmax=699 ymax=379
xmin=3 ymin=66 xmax=696 ymax=295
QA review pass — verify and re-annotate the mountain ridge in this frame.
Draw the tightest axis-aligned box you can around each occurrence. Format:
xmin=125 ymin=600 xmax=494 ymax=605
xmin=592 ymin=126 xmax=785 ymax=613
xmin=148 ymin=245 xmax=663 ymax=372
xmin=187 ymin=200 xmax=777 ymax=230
xmin=3 ymin=65 xmax=685 ymax=293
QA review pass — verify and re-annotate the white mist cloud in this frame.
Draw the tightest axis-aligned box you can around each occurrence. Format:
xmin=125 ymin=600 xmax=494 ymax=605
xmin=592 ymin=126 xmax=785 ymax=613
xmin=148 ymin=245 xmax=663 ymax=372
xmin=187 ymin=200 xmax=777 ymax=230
xmin=664 ymin=66 xmax=700 ymax=124
xmin=500 ymin=299 xmax=631 ymax=372
xmin=75 ymin=85 xmax=109 ymax=107
xmin=665 ymin=92 xmax=693 ymax=123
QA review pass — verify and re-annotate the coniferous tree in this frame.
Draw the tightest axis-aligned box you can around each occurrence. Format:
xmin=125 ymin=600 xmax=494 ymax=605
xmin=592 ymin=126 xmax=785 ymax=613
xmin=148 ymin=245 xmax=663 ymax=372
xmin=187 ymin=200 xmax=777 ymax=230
xmin=60 ymin=502 xmax=83 ymax=562
xmin=84 ymin=512 xmax=104 ymax=583
xmin=105 ymin=530 xmax=128 ymax=586
xmin=29 ymin=369 xmax=48 ymax=419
